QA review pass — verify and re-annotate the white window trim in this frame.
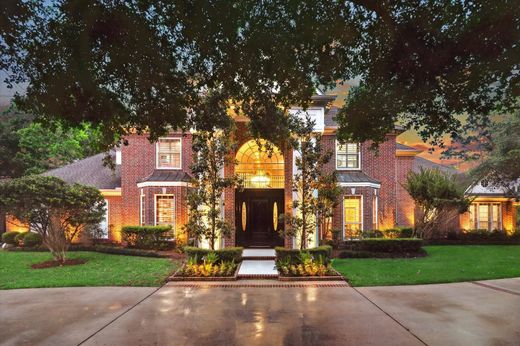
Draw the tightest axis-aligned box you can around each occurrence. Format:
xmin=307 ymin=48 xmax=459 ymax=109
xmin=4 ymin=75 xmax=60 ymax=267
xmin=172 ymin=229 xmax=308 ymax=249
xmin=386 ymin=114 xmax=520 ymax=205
xmin=342 ymin=194 xmax=363 ymax=240
xmin=471 ymin=202 xmax=502 ymax=231
xmin=154 ymin=194 xmax=176 ymax=234
xmin=155 ymin=137 xmax=182 ymax=170
xmin=373 ymin=193 xmax=379 ymax=230
xmin=335 ymin=140 xmax=361 ymax=171
xmin=137 ymin=181 xmax=191 ymax=188
xmin=140 ymin=194 xmax=145 ymax=226
xmin=100 ymin=199 xmax=109 ymax=239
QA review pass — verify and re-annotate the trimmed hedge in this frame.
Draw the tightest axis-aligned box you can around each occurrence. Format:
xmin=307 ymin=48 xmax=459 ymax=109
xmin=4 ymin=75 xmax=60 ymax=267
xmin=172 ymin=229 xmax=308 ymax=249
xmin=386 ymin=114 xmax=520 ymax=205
xmin=21 ymin=232 xmax=43 ymax=247
xmin=121 ymin=225 xmax=174 ymax=250
xmin=183 ymin=246 xmax=243 ymax=263
xmin=351 ymin=238 xmax=423 ymax=253
xmin=94 ymin=245 xmax=165 ymax=258
xmin=447 ymin=229 xmax=520 ymax=241
xmin=2 ymin=231 xmax=20 ymax=245
xmin=14 ymin=232 xmax=26 ymax=245
xmin=338 ymin=248 xmax=427 ymax=258
xmin=361 ymin=227 xmax=415 ymax=239
xmin=275 ymin=245 xmax=333 ymax=264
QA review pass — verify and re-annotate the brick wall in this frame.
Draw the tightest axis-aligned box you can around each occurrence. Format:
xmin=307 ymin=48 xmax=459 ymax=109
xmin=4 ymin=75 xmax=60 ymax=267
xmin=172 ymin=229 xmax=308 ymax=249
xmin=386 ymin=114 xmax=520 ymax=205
xmin=395 ymin=156 xmax=415 ymax=227
xmin=104 ymin=195 xmax=123 ymax=242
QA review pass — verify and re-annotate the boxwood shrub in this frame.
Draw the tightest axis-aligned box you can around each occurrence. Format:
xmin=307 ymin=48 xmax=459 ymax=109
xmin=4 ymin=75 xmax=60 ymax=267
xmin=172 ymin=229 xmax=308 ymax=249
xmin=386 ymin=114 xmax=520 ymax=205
xmin=14 ymin=232 xmax=26 ymax=245
xmin=353 ymin=238 xmax=423 ymax=253
xmin=1 ymin=231 xmax=20 ymax=245
xmin=183 ymin=246 xmax=243 ymax=263
xmin=15 ymin=232 xmax=43 ymax=247
xmin=121 ymin=225 xmax=174 ymax=250
xmin=275 ymin=245 xmax=333 ymax=264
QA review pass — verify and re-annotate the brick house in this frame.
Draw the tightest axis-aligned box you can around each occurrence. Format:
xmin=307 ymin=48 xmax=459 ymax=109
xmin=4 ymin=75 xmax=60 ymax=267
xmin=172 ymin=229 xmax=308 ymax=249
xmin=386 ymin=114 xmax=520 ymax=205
xmin=7 ymin=95 xmax=516 ymax=246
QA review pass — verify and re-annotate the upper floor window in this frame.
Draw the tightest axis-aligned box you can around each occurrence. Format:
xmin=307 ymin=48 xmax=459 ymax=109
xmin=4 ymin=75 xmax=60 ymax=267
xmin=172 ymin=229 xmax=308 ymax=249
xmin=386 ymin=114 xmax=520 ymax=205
xmin=156 ymin=138 xmax=181 ymax=169
xmin=336 ymin=141 xmax=360 ymax=170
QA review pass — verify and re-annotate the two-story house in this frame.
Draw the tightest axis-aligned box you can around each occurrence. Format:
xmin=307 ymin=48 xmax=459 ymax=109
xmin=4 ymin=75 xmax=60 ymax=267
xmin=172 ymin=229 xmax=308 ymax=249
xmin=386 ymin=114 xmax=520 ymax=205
xmin=9 ymin=94 xmax=513 ymax=247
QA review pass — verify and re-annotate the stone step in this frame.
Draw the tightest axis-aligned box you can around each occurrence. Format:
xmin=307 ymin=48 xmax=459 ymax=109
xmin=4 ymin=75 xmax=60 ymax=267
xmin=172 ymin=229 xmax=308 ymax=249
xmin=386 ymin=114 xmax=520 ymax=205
xmin=237 ymin=260 xmax=278 ymax=279
xmin=242 ymin=249 xmax=276 ymax=260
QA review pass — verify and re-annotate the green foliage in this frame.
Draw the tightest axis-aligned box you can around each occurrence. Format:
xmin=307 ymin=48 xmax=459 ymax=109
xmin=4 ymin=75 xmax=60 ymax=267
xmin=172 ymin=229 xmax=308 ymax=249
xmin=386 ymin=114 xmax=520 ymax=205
xmin=362 ymin=227 xmax=414 ymax=239
xmin=121 ymin=226 xmax=174 ymax=250
xmin=470 ymin=111 xmax=520 ymax=199
xmin=183 ymin=124 xmax=240 ymax=250
xmin=183 ymin=246 xmax=243 ymax=264
xmin=179 ymin=259 xmax=238 ymax=277
xmin=447 ymin=229 xmax=520 ymax=242
xmin=0 ymin=108 xmax=33 ymax=177
xmin=350 ymin=238 xmax=424 ymax=253
xmin=13 ymin=232 xmax=25 ymax=245
xmin=20 ymin=232 xmax=43 ymax=247
xmin=93 ymin=246 xmax=165 ymax=258
xmin=2 ymin=231 xmax=20 ymax=245
xmin=405 ymin=168 xmax=471 ymax=239
xmin=275 ymin=245 xmax=333 ymax=265
xmin=0 ymin=175 xmax=105 ymax=262
xmin=281 ymin=114 xmax=333 ymax=249
xmin=4 ymin=2 xmax=517 ymax=155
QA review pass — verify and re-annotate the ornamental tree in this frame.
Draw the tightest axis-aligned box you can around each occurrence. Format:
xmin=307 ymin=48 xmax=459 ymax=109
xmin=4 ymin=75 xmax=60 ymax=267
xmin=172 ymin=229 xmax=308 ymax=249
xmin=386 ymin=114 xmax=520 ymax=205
xmin=316 ymin=172 xmax=341 ymax=241
xmin=0 ymin=175 xmax=105 ymax=262
xmin=183 ymin=126 xmax=241 ymax=250
xmin=404 ymin=168 xmax=471 ymax=239
xmin=281 ymin=114 xmax=333 ymax=249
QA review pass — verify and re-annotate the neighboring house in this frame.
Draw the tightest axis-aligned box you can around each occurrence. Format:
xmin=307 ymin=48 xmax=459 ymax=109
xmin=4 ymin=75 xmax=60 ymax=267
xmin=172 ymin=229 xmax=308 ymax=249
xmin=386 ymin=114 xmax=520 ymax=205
xmin=6 ymin=95 xmax=516 ymax=246
xmin=461 ymin=181 xmax=519 ymax=233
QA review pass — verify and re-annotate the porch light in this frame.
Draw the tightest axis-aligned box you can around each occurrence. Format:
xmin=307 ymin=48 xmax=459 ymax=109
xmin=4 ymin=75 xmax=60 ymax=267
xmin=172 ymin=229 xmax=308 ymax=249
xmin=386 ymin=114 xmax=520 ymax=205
xmin=251 ymin=170 xmax=270 ymax=188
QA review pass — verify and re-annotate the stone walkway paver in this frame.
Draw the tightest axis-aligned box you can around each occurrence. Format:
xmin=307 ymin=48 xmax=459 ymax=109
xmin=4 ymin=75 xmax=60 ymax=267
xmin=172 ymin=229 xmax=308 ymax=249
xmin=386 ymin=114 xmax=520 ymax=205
xmin=238 ymin=260 xmax=278 ymax=277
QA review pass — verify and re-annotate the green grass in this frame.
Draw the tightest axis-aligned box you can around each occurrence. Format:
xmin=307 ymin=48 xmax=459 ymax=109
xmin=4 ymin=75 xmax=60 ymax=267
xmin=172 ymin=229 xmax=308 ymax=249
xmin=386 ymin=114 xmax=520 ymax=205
xmin=0 ymin=251 xmax=178 ymax=289
xmin=333 ymin=245 xmax=520 ymax=287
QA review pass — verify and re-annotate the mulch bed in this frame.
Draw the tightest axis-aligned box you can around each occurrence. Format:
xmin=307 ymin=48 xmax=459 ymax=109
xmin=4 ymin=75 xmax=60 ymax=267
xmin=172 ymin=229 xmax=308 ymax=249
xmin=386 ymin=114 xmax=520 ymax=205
xmin=31 ymin=259 xmax=88 ymax=269
xmin=168 ymin=262 xmax=241 ymax=281
xmin=277 ymin=268 xmax=345 ymax=282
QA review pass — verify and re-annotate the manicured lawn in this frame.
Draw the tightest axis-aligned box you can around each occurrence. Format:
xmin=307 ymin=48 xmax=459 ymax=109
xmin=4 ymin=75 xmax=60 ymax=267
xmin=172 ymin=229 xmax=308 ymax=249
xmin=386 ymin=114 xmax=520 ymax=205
xmin=333 ymin=245 xmax=520 ymax=287
xmin=0 ymin=251 xmax=178 ymax=289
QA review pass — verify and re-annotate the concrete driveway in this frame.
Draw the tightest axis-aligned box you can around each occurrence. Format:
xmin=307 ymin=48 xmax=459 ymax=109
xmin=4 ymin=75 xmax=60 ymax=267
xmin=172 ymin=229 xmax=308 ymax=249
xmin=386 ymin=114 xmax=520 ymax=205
xmin=1 ymin=279 xmax=519 ymax=346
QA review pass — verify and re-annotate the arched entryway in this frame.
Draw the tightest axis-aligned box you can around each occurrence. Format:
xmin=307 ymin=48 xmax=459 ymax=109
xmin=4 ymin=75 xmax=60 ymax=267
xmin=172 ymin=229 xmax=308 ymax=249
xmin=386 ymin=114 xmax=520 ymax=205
xmin=235 ymin=140 xmax=285 ymax=247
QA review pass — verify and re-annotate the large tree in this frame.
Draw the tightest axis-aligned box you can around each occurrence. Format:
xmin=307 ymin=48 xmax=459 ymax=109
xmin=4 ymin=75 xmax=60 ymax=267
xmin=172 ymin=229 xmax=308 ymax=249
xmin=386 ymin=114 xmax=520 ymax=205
xmin=470 ymin=111 xmax=520 ymax=199
xmin=0 ymin=175 xmax=105 ymax=263
xmin=1 ymin=1 xmax=518 ymax=150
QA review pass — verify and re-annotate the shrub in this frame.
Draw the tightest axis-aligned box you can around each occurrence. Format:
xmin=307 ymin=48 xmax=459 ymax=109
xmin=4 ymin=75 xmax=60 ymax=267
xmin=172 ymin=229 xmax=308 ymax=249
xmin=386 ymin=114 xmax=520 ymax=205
xmin=361 ymin=229 xmax=384 ymax=238
xmin=445 ymin=229 xmax=520 ymax=242
xmin=121 ymin=226 xmax=174 ymax=250
xmin=14 ymin=232 xmax=26 ymax=245
xmin=352 ymin=238 xmax=423 ymax=253
xmin=2 ymin=231 xmax=21 ymax=245
xmin=183 ymin=246 xmax=243 ymax=264
xmin=22 ymin=232 xmax=43 ymax=247
xmin=275 ymin=245 xmax=333 ymax=264
xmin=94 ymin=245 xmax=164 ymax=258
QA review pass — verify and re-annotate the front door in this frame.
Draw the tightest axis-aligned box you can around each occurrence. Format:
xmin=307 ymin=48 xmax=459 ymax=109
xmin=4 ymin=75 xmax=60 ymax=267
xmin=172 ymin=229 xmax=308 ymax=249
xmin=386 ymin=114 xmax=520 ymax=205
xmin=235 ymin=189 xmax=284 ymax=247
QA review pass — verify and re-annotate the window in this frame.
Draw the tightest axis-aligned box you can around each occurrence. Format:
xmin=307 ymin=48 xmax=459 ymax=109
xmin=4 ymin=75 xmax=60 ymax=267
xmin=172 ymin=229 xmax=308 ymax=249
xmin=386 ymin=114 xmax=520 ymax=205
xmin=156 ymin=138 xmax=181 ymax=169
xmin=344 ymin=196 xmax=362 ymax=239
xmin=99 ymin=199 xmax=109 ymax=239
xmin=336 ymin=142 xmax=360 ymax=169
xmin=140 ymin=194 xmax=145 ymax=226
xmin=468 ymin=202 xmax=502 ymax=230
xmin=155 ymin=195 xmax=175 ymax=232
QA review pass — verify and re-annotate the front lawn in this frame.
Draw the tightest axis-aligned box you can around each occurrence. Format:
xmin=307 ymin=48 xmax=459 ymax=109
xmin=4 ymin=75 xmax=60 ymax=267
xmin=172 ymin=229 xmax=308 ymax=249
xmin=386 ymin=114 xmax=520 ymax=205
xmin=333 ymin=245 xmax=520 ymax=287
xmin=0 ymin=251 xmax=178 ymax=289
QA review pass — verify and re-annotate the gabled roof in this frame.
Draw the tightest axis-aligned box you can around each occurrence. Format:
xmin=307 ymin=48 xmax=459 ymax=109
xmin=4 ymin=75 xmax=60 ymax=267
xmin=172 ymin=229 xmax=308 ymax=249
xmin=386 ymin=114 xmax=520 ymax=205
xmin=42 ymin=153 xmax=121 ymax=189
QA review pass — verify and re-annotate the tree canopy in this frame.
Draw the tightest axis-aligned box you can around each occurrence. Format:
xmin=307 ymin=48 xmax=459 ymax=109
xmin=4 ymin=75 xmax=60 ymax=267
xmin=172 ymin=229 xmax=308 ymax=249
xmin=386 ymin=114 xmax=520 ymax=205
xmin=1 ymin=1 xmax=518 ymax=149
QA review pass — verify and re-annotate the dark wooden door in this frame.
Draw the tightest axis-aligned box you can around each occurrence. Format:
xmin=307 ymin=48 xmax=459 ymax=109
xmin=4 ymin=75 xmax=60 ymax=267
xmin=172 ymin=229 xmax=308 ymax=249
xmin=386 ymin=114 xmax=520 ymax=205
xmin=235 ymin=189 xmax=284 ymax=247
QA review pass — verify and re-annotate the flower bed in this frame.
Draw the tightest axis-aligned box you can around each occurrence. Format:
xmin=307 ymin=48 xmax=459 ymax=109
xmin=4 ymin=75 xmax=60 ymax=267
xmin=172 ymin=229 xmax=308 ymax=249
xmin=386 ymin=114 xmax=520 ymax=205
xmin=170 ymin=247 xmax=243 ymax=281
xmin=275 ymin=246 xmax=344 ymax=281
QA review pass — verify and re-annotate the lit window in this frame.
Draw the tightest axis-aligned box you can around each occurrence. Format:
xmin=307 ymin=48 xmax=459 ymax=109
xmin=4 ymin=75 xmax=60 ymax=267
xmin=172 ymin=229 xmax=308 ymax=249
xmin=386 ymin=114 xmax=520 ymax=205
xmin=372 ymin=195 xmax=378 ymax=230
xmin=468 ymin=202 xmax=502 ymax=230
xmin=156 ymin=138 xmax=181 ymax=169
xmin=344 ymin=196 xmax=362 ymax=239
xmin=155 ymin=195 xmax=175 ymax=232
xmin=336 ymin=142 xmax=360 ymax=169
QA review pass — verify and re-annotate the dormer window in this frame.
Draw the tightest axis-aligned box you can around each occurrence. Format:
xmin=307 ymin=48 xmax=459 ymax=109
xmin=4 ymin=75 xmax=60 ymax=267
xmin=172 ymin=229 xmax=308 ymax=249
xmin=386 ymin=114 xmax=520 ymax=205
xmin=156 ymin=138 xmax=182 ymax=169
xmin=336 ymin=141 xmax=360 ymax=170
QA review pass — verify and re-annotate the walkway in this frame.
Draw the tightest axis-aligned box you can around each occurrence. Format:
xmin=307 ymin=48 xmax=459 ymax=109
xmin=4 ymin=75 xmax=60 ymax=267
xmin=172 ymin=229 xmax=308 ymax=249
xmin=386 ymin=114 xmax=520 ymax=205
xmin=238 ymin=248 xmax=278 ymax=278
xmin=1 ymin=278 xmax=519 ymax=345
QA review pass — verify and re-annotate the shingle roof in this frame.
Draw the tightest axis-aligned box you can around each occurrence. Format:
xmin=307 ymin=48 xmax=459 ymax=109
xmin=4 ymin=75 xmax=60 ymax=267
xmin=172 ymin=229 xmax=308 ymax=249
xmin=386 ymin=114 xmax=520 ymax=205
xmin=139 ymin=170 xmax=192 ymax=183
xmin=412 ymin=156 xmax=458 ymax=175
xmin=396 ymin=142 xmax=420 ymax=151
xmin=42 ymin=153 xmax=121 ymax=189
xmin=336 ymin=171 xmax=380 ymax=185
